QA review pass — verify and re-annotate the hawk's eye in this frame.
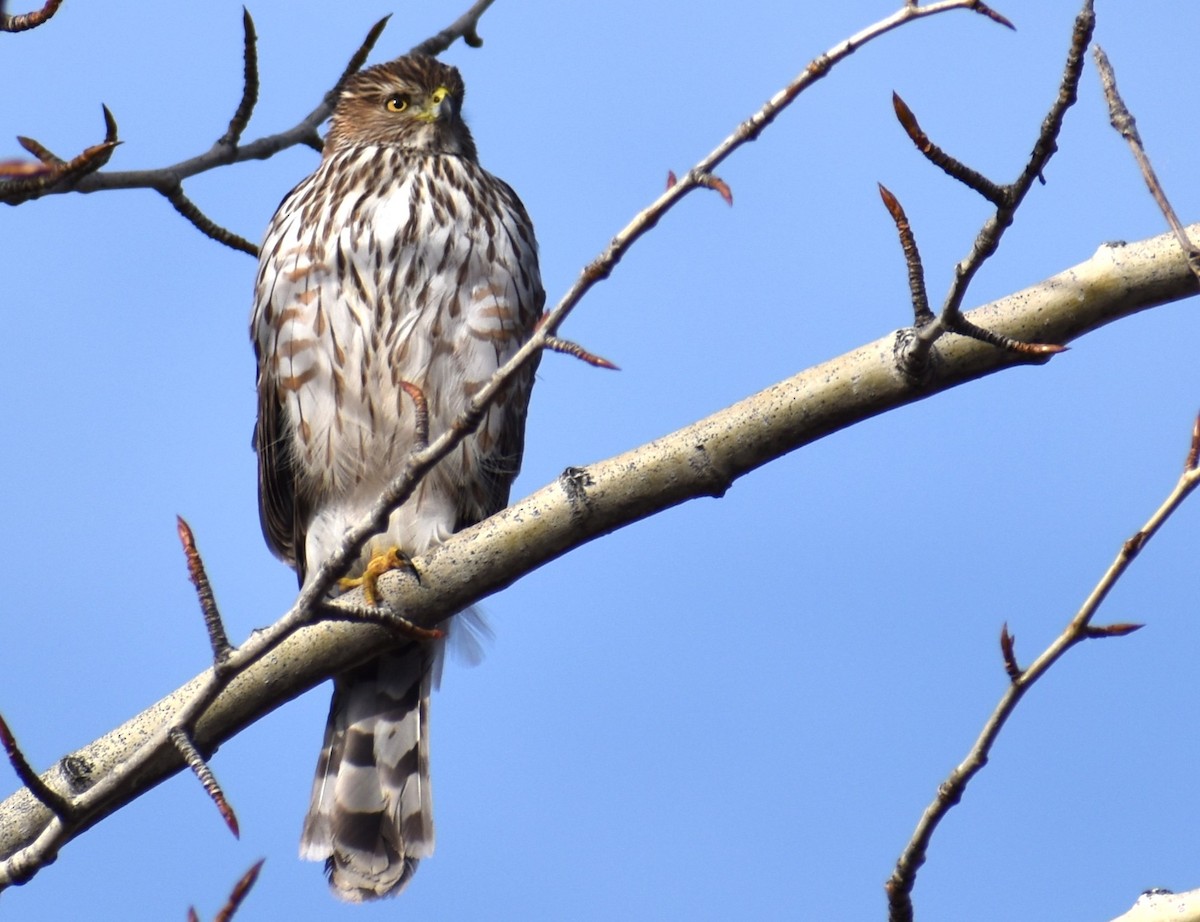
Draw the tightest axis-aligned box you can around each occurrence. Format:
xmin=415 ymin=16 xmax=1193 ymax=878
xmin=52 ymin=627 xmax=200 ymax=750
xmin=385 ymin=95 xmax=409 ymax=113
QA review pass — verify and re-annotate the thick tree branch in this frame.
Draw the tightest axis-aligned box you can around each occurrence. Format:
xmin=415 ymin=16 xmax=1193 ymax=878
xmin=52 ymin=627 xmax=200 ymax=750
xmin=0 ymin=2 xmax=1031 ymax=887
xmin=0 ymin=223 xmax=1195 ymax=879
xmin=1109 ymin=887 xmax=1200 ymax=922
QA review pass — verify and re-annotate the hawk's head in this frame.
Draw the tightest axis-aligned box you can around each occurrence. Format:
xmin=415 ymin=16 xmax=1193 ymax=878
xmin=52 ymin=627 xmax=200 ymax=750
xmin=327 ymin=54 xmax=477 ymax=159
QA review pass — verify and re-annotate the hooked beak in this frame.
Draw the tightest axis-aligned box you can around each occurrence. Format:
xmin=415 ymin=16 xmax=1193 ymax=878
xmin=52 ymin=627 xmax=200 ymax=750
xmin=415 ymin=85 xmax=452 ymax=124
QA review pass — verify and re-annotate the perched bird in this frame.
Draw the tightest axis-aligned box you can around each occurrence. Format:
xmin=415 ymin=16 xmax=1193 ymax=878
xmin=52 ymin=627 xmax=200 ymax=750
xmin=250 ymin=53 xmax=543 ymax=901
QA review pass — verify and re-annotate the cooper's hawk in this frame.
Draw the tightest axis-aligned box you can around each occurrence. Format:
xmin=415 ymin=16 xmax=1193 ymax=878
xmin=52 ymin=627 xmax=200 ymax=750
xmin=250 ymin=54 xmax=543 ymax=901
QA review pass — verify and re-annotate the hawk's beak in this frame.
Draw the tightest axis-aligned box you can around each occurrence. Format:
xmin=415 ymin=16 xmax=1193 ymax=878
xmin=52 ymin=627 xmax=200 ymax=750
xmin=416 ymin=85 xmax=452 ymax=124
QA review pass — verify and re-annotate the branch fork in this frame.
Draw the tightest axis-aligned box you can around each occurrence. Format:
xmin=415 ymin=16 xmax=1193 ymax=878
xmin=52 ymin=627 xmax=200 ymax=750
xmin=883 ymin=3 xmax=1098 ymax=381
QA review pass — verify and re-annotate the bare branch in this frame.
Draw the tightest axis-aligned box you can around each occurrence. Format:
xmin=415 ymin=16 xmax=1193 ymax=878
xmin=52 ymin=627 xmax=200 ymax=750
xmin=1085 ymin=623 xmax=1144 ymax=639
xmin=213 ymin=860 xmax=264 ymax=922
xmin=1094 ymin=44 xmax=1200 ymax=285
xmin=177 ymin=517 xmax=234 ymax=668
xmin=887 ymin=412 xmax=1200 ymax=922
xmin=399 ymin=381 xmax=430 ymax=450
xmin=898 ymin=0 xmax=1094 ymax=376
xmin=618 ymin=0 xmax=1013 ymax=285
xmin=942 ymin=311 xmax=1067 ymax=357
xmin=0 ymin=106 xmax=119 ymax=205
xmin=327 ymin=14 xmax=391 ymax=105
xmin=1 ymin=222 xmax=1196 ymax=888
xmin=15 ymin=135 xmax=64 ymax=166
xmin=878 ymin=183 xmax=933 ymax=326
xmin=321 ymin=599 xmax=445 ymax=643
xmin=696 ymin=172 xmax=733 ymax=205
xmin=1187 ymin=412 xmax=1200 ymax=473
xmin=0 ymin=0 xmax=60 ymax=32
xmin=0 ymin=714 xmax=72 ymax=820
xmin=892 ymin=92 xmax=1007 ymax=206
xmin=543 ymin=336 xmax=620 ymax=370
xmin=1 ymin=0 xmax=491 ymax=225
xmin=217 ymin=8 xmax=260 ymax=149
xmin=410 ymin=0 xmax=495 ymax=55
xmin=967 ymin=1 xmax=1014 ymax=30
xmin=999 ymin=623 xmax=1020 ymax=680
xmin=159 ymin=184 xmax=259 ymax=256
xmin=0 ymin=0 xmax=1191 ymax=886
xmin=189 ymin=859 xmax=265 ymax=922
xmin=169 ymin=729 xmax=239 ymax=839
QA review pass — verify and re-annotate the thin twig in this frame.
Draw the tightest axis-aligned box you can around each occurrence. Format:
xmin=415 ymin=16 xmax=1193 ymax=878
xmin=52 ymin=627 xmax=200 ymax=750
xmin=218 ymin=9 xmax=260 ymax=149
xmin=169 ymin=729 xmax=239 ymax=838
xmin=16 ymin=136 xmax=64 ymax=166
xmin=1093 ymin=45 xmax=1200 ymax=285
xmin=177 ymin=517 xmax=234 ymax=667
xmin=0 ymin=0 xmax=60 ymax=32
xmin=696 ymin=172 xmax=734 ymax=205
xmin=160 ymin=184 xmax=259 ymax=256
xmin=544 ymin=336 xmax=620 ymax=370
xmin=213 ymin=860 xmax=265 ymax=922
xmin=0 ymin=714 xmax=73 ymax=818
xmin=891 ymin=92 xmax=1007 ymax=206
xmin=898 ymin=0 xmax=1094 ymax=376
xmin=946 ymin=311 xmax=1066 ymax=356
xmin=999 ymin=623 xmax=1020 ymax=680
xmin=399 ymin=380 xmax=430 ymax=450
xmin=886 ymin=411 xmax=1200 ymax=922
xmin=878 ymin=183 xmax=933 ymax=326
xmin=411 ymin=0 xmax=495 ymax=55
xmin=325 ymin=14 xmax=391 ymax=106
xmin=0 ymin=106 xmax=119 ymax=204
xmin=188 ymin=859 xmax=264 ymax=922
xmin=1085 ymin=622 xmax=1143 ymax=639
xmin=321 ymin=600 xmax=445 ymax=643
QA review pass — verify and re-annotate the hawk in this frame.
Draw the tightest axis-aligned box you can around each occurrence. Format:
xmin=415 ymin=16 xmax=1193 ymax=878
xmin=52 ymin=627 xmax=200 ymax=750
xmin=250 ymin=53 xmax=543 ymax=901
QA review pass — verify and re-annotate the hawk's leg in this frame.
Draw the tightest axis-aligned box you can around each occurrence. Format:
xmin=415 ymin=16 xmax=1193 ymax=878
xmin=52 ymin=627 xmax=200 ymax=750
xmin=338 ymin=546 xmax=417 ymax=606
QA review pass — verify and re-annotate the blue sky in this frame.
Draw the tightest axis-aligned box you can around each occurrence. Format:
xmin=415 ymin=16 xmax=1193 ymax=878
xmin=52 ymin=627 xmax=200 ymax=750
xmin=2 ymin=1 xmax=1198 ymax=920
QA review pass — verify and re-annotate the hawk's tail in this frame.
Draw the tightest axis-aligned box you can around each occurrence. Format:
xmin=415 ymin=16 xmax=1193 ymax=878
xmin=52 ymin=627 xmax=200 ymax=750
xmin=299 ymin=642 xmax=437 ymax=901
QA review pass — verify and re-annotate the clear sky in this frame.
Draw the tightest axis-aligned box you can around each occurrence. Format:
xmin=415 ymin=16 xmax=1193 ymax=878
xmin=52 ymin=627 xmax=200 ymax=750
xmin=2 ymin=1 xmax=1198 ymax=920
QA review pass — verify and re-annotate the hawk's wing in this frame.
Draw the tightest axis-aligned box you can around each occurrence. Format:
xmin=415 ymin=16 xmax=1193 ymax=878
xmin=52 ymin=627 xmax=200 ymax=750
xmin=251 ymin=179 xmax=316 ymax=580
xmin=254 ymin=364 xmax=307 ymax=579
xmin=452 ymin=174 xmax=545 ymax=532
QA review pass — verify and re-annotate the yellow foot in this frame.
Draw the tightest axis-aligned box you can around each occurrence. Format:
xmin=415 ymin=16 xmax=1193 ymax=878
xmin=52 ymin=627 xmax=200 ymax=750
xmin=338 ymin=546 xmax=413 ymax=605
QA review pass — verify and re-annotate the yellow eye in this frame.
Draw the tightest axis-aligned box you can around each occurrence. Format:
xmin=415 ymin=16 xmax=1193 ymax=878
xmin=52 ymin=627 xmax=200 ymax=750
xmin=431 ymin=87 xmax=449 ymax=105
xmin=386 ymin=95 xmax=408 ymax=113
